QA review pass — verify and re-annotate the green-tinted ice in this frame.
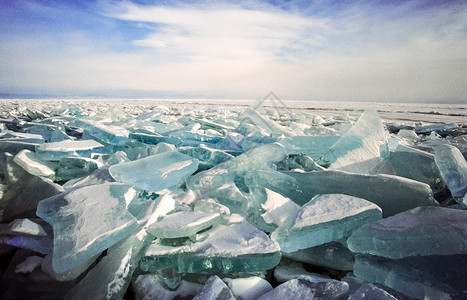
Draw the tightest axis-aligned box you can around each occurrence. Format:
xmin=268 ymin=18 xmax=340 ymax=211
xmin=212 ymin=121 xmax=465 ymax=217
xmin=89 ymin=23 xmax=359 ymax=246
xmin=140 ymin=223 xmax=281 ymax=274
xmin=271 ymin=194 xmax=382 ymax=253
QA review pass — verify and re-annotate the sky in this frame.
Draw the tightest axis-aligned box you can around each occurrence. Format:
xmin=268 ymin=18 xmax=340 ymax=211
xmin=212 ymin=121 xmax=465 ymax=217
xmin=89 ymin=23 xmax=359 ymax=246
xmin=0 ymin=0 xmax=466 ymax=102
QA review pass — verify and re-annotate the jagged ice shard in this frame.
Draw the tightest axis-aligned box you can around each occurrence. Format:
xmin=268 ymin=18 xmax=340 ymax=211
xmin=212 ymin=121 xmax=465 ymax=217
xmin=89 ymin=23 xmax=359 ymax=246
xmin=36 ymin=183 xmax=139 ymax=273
xmin=109 ymin=151 xmax=199 ymax=192
xmin=271 ymin=194 xmax=382 ymax=253
xmin=348 ymin=206 xmax=467 ymax=258
xmin=320 ymin=109 xmax=388 ymax=174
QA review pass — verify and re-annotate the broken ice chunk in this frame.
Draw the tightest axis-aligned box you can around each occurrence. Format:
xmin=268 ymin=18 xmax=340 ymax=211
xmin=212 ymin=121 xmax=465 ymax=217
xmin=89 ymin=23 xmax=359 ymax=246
xmin=13 ymin=149 xmax=56 ymax=178
xmin=36 ymin=139 xmax=104 ymax=161
xmin=285 ymin=170 xmax=437 ymax=217
xmin=0 ymin=235 xmax=52 ymax=254
xmin=279 ymin=136 xmax=340 ymax=160
xmin=36 ymin=183 xmax=139 ymax=273
xmin=133 ymin=274 xmax=203 ymax=300
xmin=320 ymin=110 xmax=387 ymax=174
xmin=435 ymin=144 xmax=467 ymax=202
xmin=353 ymin=254 xmax=467 ymax=300
xmin=271 ymin=194 xmax=382 ymax=253
xmin=55 ymin=157 xmax=102 ymax=181
xmin=389 ymin=144 xmax=444 ymax=193
xmin=65 ymin=228 xmax=154 ymax=300
xmin=274 ymin=258 xmax=328 ymax=283
xmin=2 ymin=152 xmax=30 ymax=184
xmin=347 ymin=206 xmax=467 ymax=259
xmin=414 ymin=123 xmax=458 ymax=136
xmin=87 ymin=124 xmax=129 ymax=146
xmin=224 ymin=276 xmax=273 ymax=300
xmin=140 ymin=223 xmax=281 ymax=274
xmin=0 ymin=131 xmax=45 ymax=144
xmin=109 ymin=151 xmax=199 ymax=192
xmin=14 ymin=255 xmax=43 ymax=274
xmin=129 ymin=132 xmax=183 ymax=147
xmin=193 ymin=275 xmax=235 ymax=300
xmin=284 ymin=242 xmax=354 ymax=271
xmin=277 ymin=154 xmax=325 ymax=172
xmin=260 ymin=188 xmax=301 ymax=228
xmin=180 ymin=145 xmax=234 ymax=170
xmin=41 ymin=253 xmax=97 ymax=282
xmin=147 ymin=211 xmax=221 ymax=239
xmin=0 ymin=172 xmax=63 ymax=222
xmin=239 ymin=106 xmax=292 ymax=136
xmin=257 ymin=275 xmax=349 ymax=300
xmin=7 ymin=218 xmax=47 ymax=236
xmin=348 ymin=283 xmax=398 ymax=300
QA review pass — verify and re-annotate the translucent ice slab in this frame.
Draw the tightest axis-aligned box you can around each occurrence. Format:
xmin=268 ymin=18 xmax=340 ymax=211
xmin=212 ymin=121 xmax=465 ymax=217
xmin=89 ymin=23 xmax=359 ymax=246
xmin=389 ymin=144 xmax=444 ymax=193
xmin=279 ymin=136 xmax=340 ymax=160
xmin=140 ymin=223 xmax=281 ymax=274
xmin=36 ymin=183 xmax=139 ymax=273
xmin=65 ymin=228 xmax=153 ymax=300
xmin=435 ymin=144 xmax=467 ymax=202
xmin=348 ymin=206 xmax=467 ymax=259
xmin=354 ymin=254 xmax=467 ymax=300
xmin=109 ymin=151 xmax=199 ymax=192
xmin=271 ymin=194 xmax=381 ymax=253
xmin=36 ymin=139 xmax=104 ymax=161
xmin=13 ymin=149 xmax=56 ymax=178
xmin=285 ymin=170 xmax=437 ymax=217
xmin=147 ymin=211 xmax=221 ymax=239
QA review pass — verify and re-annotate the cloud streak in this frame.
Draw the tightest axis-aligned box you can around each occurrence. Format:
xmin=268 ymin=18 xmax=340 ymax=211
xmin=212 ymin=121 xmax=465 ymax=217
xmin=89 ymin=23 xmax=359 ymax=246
xmin=0 ymin=0 xmax=466 ymax=102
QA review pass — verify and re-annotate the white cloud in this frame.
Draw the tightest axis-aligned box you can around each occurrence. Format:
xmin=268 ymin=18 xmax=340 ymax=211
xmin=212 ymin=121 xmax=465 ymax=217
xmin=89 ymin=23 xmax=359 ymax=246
xmin=108 ymin=1 xmax=328 ymax=62
xmin=1 ymin=0 xmax=466 ymax=101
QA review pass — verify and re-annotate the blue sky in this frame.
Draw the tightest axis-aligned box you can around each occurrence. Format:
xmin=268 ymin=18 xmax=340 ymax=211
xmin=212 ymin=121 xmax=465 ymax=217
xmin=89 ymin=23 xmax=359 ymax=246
xmin=0 ymin=0 xmax=466 ymax=102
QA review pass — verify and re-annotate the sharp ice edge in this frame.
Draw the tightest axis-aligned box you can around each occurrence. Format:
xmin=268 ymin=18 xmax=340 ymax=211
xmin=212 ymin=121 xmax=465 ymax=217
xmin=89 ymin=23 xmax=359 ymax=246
xmin=0 ymin=99 xmax=465 ymax=300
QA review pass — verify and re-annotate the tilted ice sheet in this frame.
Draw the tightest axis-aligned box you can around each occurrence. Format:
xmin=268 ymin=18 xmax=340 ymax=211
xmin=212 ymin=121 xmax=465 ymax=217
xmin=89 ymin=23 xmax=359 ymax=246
xmin=36 ymin=183 xmax=139 ymax=273
xmin=271 ymin=194 xmax=382 ymax=253
xmin=348 ymin=206 xmax=467 ymax=258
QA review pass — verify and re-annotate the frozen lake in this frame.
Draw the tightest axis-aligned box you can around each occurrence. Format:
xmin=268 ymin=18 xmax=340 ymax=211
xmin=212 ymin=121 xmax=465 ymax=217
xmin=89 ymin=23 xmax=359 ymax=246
xmin=1 ymin=98 xmax=466 ymax=124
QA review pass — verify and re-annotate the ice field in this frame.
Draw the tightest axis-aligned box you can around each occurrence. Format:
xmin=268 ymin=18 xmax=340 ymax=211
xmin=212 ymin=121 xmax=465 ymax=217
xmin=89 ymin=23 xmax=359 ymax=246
xmin=0 ymin=98 xmax=466 ymax=299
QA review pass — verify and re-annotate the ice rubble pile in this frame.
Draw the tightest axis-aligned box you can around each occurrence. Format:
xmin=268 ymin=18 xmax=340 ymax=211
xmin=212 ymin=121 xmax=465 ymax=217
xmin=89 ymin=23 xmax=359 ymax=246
xmin=0 ymin=100 xmax=466 ymax=300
